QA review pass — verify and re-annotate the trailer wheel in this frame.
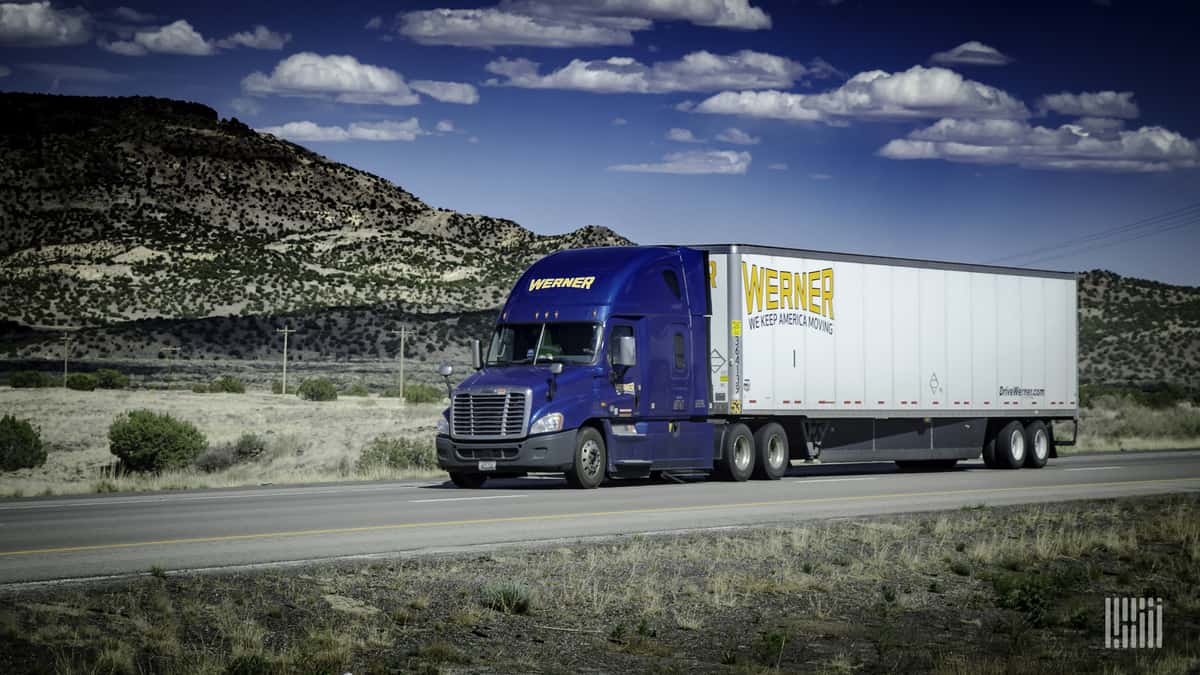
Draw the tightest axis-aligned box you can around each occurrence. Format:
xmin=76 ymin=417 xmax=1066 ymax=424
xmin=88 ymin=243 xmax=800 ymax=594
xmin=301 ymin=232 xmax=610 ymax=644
xmin=449 ymin=472 xmax=487 ymax=489
xmin=752 ymin=423 xmax=788 ymax=480
xmin=716 ymin=423 xmax=755 ymax=481
xmin=1024 ymin=421 xmax=1050 ymax=469
xmin=993 ymin=421 xmax=1026 ymax=469
xmin=565 ymin=427 xmax=606 ymax=489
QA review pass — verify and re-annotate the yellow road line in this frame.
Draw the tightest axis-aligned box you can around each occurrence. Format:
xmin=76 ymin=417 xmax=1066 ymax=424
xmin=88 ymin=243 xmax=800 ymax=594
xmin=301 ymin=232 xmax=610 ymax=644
xmin=1 ymin=477 xmax=1196 ymax=558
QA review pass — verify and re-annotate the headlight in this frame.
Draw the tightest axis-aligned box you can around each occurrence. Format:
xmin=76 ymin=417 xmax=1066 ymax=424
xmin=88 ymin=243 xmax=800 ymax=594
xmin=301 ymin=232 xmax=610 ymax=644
xmin=529 ymin=412 xmax=563 ymax=435
xmin=436 ymin=416 xmax=449 ymax=435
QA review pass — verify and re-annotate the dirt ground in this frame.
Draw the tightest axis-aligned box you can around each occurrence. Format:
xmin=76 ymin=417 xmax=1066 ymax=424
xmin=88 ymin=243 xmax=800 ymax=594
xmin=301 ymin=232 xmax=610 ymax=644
xmin=0 ymin=388 xmax=444 ymax=497
xmin=1 ymin=494 xmax=1196 ymax=674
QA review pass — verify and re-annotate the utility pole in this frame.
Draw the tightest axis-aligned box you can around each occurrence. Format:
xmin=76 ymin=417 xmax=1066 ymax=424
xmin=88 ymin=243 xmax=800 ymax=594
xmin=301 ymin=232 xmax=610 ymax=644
xmin=277 ymin=327 xmax=298 ymax=395
xmin=59 ymin=333 xmax=73 ymax=388
xmin=389 ymin=326 xmax=413 ymax=401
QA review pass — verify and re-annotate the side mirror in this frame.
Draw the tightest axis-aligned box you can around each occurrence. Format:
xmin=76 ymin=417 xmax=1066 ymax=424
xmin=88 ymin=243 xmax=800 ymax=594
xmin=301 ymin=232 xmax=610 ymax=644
xmin=548 ymin=362 xmax=564 ymax=375
xmin=613 ymin=335 xmax=636 ymax=368
xmin=438 ymin=361 xmax=454 ymax=400
xmin=470 ymin=339 xmax=482 ymax=370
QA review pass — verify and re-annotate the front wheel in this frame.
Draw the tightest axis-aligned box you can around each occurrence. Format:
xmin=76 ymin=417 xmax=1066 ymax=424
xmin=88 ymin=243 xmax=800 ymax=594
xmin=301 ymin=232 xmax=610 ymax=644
xmin=449 ymin=472 xmax=487 ymax=489
xmin=565 ymin=427 xmax=606 ymax=489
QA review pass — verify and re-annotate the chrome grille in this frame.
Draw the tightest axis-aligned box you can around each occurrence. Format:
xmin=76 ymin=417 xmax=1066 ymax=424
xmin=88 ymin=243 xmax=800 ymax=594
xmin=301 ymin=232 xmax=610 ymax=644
xmin=451 ymin=390 xmax=530 ymax=440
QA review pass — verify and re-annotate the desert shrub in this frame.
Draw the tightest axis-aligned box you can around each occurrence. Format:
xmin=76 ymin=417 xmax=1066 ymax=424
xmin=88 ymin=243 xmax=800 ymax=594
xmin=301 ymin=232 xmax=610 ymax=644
xmin=209 ymin=376 xmax=245 ymax=394
xmin=10 ymin=370 xmax=53 ymax=388
xmin=380 ymin=387 xmax=402 ymax=398
xmin=191 ymin=383 xmax=209 ymax=393
xmin=356 ymin=436 xmax=436 ymax=472
xmin=195 ymin=433 xmax=267 ymax=472
xmin=343 ymin=382 xmax=370 ymax=397
xmin=65 ymin=373 xmax=97 ymax=391
xmin=0 ymin=415 xmax=45 ymax=471
xmin=95 ymin=368 xmax=129 ymax=389
xmin=108 ymin=409 xmax=207 ymax=472
xmin=271 ymin=380 xmax=283 ymax=394
xmin=404 ymin=383 xmax=443 ymax=404
xmin=481 ymin=581 xmax=532 ymax=614
xmin=298 ymin=378 xmax=337 ymax=402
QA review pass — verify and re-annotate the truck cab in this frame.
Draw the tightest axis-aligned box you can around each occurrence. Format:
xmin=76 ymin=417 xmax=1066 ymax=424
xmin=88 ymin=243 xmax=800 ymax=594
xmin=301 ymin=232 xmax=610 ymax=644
xmin=435 ymin=246 xmax=712 ymax=488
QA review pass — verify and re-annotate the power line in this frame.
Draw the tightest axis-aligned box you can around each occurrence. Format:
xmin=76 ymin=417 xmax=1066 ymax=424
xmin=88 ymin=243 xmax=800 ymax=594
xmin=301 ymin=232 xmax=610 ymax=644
xmin=1014 ymin=213 xmax=1200 ymax=267
xmin=985 ymin=200 xmax=1200 ymax=265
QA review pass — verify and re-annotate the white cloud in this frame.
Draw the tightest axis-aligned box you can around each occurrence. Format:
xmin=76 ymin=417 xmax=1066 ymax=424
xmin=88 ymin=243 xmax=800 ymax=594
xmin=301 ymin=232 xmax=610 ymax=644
xmin=99 ymin=38 xmax=145 ymax=55
xmin=398 ymin=1 xmax=770 ymax=48
xmin=410 ymin=79 xmax=479 ymax=104
xmin=767 ymin=162 xmax=787 ymax=170
xmin=693 ymin=65 xmax=1029 ymax=123
xmin=878 ymin=117 xmax=1199 ymax=172
xmin=809 ymin=173 xmax=832 ymax=179
xmin=230 ymin=97 xmax=261 ymax=117
xmin=485 ymin=50 xmax=835 ymax=94
xmin=0 ymin=64 xmax=10 ymax=77
xmin=0 ymin=1 xmax=90 ymax=47
xmin=929 ymin=41 xmax=1013 ymax=66
xmin=715 ymin=127 xmax=759 ymax=144
xmin=217 ymin=25 xmax=291 ymax=50
xmin=365 ymin=15 xmax=382 ymax=30
xmin=132 ymin=19 xmax=213 ymax=55
xmin=612 ymin=117 xmax=628 ymax=125
xmin=468 ymin=135 xmax=480 ymax=143
xmin=435 ymin=119 xmax=456 ymax=132
xmin=609 ymin=149 xmax=751 ymax=174
xmin=1037 ymin=91 xmax=1139 ymax=119
xmin=667 ymin=127 xmax=702 ymax=143
xmin=400 ymin=7 xmax=637 ymax=48
xmin=242 ymin=52 xmax=420 ymax=106
xmin=111 ymin=6 xmax=154 ymax=23
xmin=258 ymin=118 xmax=426 ymax=142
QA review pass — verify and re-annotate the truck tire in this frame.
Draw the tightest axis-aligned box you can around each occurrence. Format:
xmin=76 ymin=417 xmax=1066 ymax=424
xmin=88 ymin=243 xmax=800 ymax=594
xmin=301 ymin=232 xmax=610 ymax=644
xmin=1024 ymin=421 xmax=1050 ymax=469
xmin=981 ymin=432 xmax=998 ymax=469
xmin=715 ymin=423 xmax=755 ymax=482
xmin=993 ymin=421 xmax=1026 ymax=469
xmin=565 ymin=427 xmax=606 ymax=489
xmin=449 ymin=472 xmax=487 ymax=489
xmin=752 ymin=422 xmax=788 ymax=480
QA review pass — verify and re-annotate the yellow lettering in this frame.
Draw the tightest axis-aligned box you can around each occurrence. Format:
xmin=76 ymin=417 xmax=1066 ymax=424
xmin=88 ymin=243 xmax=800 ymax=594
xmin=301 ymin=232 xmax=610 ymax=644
xmin=822 ymin=268 xmax=834 ymax=319
xmin=741 ymin=263 xmax=764 ymax=313
xmin=779 ymin=271 xmax=792 ymax=310
xmin=765 ymin=268 xmax=779 ymax=310
xmin=583 ymin=276 xmax=595 ymax=289
xmin=795 ymin=272 xmax=807 ymax=311
xmin=809 ymin=272 xmax=821 ymax=314
xmin=571 ymin=278 xmax=584 ymax=288
xmin=708 ymin=260 xmax=718 ymax=288
xmin=528 ymin=279 xmax=543 ymax=291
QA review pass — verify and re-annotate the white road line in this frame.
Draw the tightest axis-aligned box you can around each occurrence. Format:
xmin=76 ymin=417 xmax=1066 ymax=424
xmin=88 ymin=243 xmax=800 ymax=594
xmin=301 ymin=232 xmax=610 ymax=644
xmin=1064 ymin=466 xmax=1123 ymax=472
xmin=409 ymin=495 xmax=529 ymax=503
xmin=792 ymin=476 xmax=882 ymax=483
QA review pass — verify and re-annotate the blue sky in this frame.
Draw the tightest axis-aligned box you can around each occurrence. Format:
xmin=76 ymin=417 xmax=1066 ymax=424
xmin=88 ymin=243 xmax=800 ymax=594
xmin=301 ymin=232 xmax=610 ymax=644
xmin=2 ymin=0 xmax=1199 ymax=284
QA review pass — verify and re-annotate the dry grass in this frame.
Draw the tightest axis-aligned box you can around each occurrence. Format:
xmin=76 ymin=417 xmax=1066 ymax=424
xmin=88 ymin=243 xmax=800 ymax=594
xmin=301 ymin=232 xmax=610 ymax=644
xmin=0 ymin=388 xmax=444 ymax=497
xmin=1066 ymin=398 xmax=1200 ymax=453
xmin=1 ymin=495 xmax=1199 ymax=673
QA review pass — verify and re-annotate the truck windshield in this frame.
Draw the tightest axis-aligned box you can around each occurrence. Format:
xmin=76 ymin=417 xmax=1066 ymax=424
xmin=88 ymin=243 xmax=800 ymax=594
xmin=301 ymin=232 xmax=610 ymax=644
xmin=487 ymin=323 xmax=601 ymax=366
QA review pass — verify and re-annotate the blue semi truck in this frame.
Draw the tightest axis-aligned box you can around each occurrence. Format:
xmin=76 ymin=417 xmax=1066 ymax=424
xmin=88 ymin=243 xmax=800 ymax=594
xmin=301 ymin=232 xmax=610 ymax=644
xmin=435 ymin=244 xmax=1079 ymax=488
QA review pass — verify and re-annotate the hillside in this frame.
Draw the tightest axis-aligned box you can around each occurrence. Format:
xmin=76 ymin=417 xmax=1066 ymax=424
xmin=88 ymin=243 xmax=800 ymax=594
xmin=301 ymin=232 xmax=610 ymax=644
xmin=0 ymin=92 xmax=630 ymax=329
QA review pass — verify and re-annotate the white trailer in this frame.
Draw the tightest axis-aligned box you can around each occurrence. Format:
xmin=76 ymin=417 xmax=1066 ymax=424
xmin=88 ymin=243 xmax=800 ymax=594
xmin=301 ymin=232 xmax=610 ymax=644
xmin=700 ymin=244 xmax=1078 ymax=470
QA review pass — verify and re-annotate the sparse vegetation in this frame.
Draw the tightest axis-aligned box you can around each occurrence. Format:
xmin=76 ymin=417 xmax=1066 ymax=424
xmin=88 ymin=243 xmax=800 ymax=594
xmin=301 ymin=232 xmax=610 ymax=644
xmin=403 ymin=383 xmax=443 ymax=404
xmin=356 ymin=435 xmax=436 ymax=472
xmin=9 ymin=370 xmax=56 ymax=388
xmin=1 ymin=495 xmax=1197 ymax=673
xmin=0 ymin=414 xmax=45 ymax=470
xmin=209 ymin=375 xmax=246 ymax=394
xmin=65 ymin=373 xmax=97 ymax=391
xmin=297 ymin=378 xmax=338 ymax=402
xmin=108 ymin=409 xmax=207 ymax=472
xmin=95 ymin=368 xmax=129 ymax=389
xmin=342 ymin=382 xmax=369 ymax=397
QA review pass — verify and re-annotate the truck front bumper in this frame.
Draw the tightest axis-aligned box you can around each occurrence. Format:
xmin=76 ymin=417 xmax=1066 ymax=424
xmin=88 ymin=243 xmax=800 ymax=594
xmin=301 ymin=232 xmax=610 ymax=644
xmin=436 ymin=430 xmax=577 ymax=474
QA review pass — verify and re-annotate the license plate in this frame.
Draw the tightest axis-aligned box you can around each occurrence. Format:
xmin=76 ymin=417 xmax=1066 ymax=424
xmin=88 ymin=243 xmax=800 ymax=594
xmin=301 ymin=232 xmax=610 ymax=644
xmin=478 ymin=461 xmax=497 ymax=472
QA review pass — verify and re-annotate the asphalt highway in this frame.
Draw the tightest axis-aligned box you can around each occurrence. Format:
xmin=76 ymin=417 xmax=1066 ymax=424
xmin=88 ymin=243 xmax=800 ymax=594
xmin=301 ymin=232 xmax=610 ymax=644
xmin=2 ymin=449 xmax=1198 ymax=584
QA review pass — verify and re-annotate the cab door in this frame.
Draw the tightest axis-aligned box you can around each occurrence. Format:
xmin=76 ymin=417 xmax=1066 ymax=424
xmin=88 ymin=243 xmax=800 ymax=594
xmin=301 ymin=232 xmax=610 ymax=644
xmin=605 ymin=319 xmax=649 ymax=464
